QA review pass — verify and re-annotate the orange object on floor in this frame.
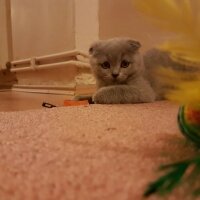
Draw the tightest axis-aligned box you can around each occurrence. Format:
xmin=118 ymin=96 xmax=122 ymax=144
xmin=63 ymin=100 xmax=89 ymax=106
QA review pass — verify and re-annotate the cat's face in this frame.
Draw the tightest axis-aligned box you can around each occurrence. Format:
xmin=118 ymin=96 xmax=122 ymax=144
xmin=89 ymin=38 xmax=144 ymax=87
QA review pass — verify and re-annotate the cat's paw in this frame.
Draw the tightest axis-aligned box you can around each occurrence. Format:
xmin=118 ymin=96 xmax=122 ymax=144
xmin=93 ymin=88 xmax=112 ymax=104
xmin=93 ymin=91 xmax=106 ymax=104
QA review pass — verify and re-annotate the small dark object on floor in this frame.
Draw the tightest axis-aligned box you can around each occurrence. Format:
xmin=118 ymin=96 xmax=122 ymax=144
xmin=42 ymin=102 xmax=57 ymax=108
xmin=88 ymin=97 xmax=94 ymax=104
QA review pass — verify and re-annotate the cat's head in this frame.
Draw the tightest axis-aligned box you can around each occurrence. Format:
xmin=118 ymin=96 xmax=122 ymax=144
xmin=89 ymin=38 xmax=144 ymax=87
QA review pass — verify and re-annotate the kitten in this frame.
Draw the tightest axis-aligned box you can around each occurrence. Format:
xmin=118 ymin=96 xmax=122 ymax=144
xmin=89 ymin=38 xmax=156 ymax=104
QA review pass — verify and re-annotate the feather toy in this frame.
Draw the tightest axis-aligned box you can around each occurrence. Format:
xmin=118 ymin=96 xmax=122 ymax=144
xmin=133 ymin=0 xmax=200 ymax=197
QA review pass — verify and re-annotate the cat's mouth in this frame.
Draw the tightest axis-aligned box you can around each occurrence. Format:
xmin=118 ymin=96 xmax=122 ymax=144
xmin=112 ymin=77 xmax=118 ymax=81
xmin=112 ymin=76 xmax=119 ymax=82
xmin=111 ymin=77 xmax=127 ymax=84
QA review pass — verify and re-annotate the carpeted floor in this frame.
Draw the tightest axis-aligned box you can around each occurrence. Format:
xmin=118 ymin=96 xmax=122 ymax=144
xmin=0 ymin=101 xmax=197 ymax=200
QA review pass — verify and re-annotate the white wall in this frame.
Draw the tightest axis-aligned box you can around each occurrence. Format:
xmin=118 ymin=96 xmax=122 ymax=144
xmin=0 ymin=0 xmax=12 ymax=69
xmin=75 ymin=0 xmax=99 ymax=52
xmin=11 ymin=0 xmax=75 ymax=60
xmin=10 ymin=0 xmax=100 ymax=58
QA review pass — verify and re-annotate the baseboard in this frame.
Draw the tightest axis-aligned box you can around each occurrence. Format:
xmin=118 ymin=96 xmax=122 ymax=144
xmin=11 ymin=84 xmax=75 ymax=95
xmin=0 ymin=83 xmax=96 ymax=96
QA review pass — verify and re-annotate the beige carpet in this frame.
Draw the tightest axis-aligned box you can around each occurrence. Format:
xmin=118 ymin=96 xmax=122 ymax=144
xmin=0 ymin=101 xmax=197 ymax=200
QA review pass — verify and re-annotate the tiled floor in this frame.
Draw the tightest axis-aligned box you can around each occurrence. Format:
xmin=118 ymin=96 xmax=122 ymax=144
xmin=0 ymin=91 xmax=70 ymax=111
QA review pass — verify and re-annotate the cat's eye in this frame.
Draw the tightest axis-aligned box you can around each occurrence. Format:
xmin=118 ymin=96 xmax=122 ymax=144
xmin=100 ymin=61 xmax=110 ymax=69
xmin=121 ymin=60 xmax=130 ymax=68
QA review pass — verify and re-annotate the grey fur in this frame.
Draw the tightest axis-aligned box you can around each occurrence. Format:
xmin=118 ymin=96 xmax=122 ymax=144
xmin=88 ymin=37 xmax=198 ymax=104
xmin=89 ymin=38 xmax=156 ymax=104
xmin=144 ymin=48 xmax=199 ymax=100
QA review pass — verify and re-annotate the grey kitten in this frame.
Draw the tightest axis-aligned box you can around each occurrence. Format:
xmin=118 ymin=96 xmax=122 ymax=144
xmin=89 ymin=38 xmax=156 ymax=104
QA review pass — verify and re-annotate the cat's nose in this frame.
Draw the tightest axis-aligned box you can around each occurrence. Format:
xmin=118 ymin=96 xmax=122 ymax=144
xmin=112 ymin=73 xmax=119 ymax=78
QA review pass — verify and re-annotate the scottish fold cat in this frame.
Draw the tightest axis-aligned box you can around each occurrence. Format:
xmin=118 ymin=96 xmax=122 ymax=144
xmin=89 ymin=38 xmax=156 ymax=104
xmin=76 ymin=37 xmax=194 ymax=104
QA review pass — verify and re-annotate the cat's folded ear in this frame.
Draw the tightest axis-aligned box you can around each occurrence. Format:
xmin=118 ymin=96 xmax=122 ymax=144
xmin=127 ymin=39 xmax=141 ymax=51
xmin=89 ymin=41 xmax=99 ymax=55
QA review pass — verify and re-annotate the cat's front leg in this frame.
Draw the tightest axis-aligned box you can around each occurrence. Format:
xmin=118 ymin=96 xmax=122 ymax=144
xmin=93 ymin=85 xmax=138 ymax=104
xmin=93 ymin=84 xmax=155 ymax=104
xmin=93 ymin=86 xmax=120 ymax=104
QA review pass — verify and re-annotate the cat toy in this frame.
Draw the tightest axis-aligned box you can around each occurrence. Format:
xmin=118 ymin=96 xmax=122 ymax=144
xmin=178 ymin=105 xmax=200 ymax=147
xmin=133 ymin=0 xmax=200 ymax=197
xmin=42 ymin=99 xmax=93 ymax=108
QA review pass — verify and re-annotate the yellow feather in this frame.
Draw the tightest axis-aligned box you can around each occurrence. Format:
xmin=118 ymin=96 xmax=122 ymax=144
xmin=133 ymin=0 xmax=193 ymax=34
xmin=134 ymin=0 xmax=200 ymax=63
xmin=166 ymin=81 xmax=200 ymax=105
xmin=133 ymin=0 xmax=200 ymax=105
xmin=160 ymin=40 xmax=200 ymax=63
